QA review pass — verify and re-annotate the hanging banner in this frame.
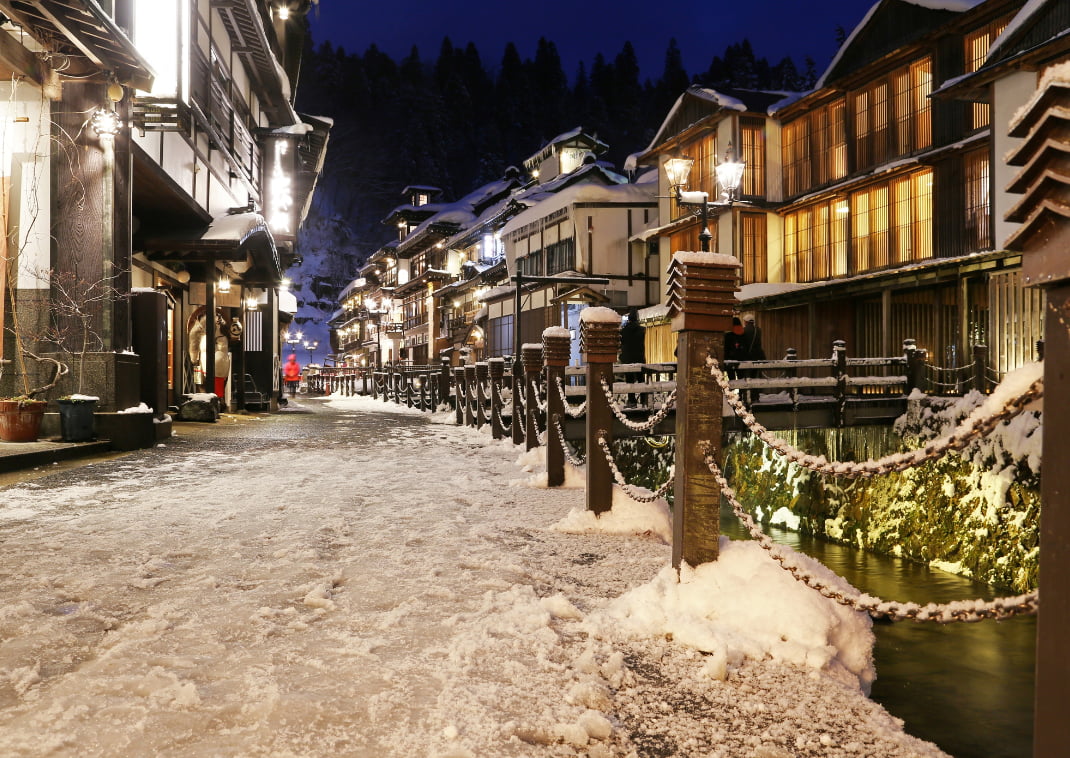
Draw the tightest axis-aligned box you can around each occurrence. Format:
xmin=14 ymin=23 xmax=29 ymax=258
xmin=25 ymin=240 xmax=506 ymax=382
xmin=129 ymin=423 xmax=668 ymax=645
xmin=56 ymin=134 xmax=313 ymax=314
xmin=263 ymin=133 xmax=299 ymax=244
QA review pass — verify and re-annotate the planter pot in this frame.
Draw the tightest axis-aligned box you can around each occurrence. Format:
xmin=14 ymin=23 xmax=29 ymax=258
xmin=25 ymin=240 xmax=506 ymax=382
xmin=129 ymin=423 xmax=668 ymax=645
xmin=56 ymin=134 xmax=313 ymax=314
xmin=58 ymin=399 xmax=98 ymax=442
xmin=0 ymin=400 xmax=47 ymax=442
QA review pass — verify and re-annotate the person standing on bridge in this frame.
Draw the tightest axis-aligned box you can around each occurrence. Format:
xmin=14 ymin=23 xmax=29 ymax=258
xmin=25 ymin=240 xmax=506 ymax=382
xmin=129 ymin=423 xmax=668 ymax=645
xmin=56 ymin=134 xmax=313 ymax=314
xmin=742 ymin=313 xmax=766 ymax=361
xmin=283 ymin=353 xmax=302 ymax=398
xmin=724 ymin=317 xmax=747 ymax=379
xmin=619 ymin=306 xmax=646 ymax=407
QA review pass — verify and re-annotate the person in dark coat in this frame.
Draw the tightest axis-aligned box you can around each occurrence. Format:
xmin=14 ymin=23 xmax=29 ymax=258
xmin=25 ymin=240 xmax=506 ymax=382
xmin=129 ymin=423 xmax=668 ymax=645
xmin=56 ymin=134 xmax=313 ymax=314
xmin=742 ymin=314 xmax=766 ymax=361
xmin=723 ymin=317 xmax=746 ymax=378
xmin=619 ymin=307 xmax=646 ymax=406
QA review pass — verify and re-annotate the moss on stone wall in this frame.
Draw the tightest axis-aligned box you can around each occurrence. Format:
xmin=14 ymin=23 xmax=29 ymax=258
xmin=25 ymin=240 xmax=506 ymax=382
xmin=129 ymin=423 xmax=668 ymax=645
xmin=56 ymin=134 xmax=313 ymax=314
xmin=721 ymin=398 xmax=1041 ymax=593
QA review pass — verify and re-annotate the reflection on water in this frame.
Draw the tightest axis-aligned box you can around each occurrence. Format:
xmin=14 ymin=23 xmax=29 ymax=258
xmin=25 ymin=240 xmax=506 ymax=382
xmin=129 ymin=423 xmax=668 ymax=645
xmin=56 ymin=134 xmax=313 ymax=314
xmin=721 ymin=510 xmax=1034 ymax=758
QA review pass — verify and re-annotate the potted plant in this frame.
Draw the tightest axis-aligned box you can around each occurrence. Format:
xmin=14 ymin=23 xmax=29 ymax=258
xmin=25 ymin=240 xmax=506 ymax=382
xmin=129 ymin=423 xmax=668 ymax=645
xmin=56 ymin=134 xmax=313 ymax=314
xmin=47 ymin=269 xmax=118 ymax=442
xmin=0 ymin=352 xmax=67 ymax=442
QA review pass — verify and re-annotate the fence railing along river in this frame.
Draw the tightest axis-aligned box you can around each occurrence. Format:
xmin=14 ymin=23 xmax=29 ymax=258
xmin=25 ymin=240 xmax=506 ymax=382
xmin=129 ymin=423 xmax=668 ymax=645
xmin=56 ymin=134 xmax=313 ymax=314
xmin=307 ymin=254 xmax=1047 ymax=753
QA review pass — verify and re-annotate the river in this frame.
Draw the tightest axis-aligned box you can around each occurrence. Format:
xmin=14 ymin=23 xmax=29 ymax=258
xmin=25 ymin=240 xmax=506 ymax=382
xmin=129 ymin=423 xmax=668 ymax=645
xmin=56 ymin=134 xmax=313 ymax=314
xmin=721 ymin=510 xmax=1035 ymax=758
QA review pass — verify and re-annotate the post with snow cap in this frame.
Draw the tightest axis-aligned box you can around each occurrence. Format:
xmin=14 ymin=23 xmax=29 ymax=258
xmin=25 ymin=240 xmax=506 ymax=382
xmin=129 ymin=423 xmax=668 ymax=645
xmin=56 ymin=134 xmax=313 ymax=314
xmin=542 ymin=327 xmax=571 ymax=487
xmin=581 ymin=307 xmax=621 ymax=515
xmin=475 ymin=362 xmax=489 ymax=428
xmin=488 ymin=357 xmax=506 ymax=439
xmin=667 ymin=250 xmax=739 ymax=568
xmin=1002 ymin=68 xmax=1070 ymax=758
xmin=453 ymin=366 xmax=465 ymax=426
xmin=521 ymin=344 xmax=543 ymax=451
xmin=464 ymin=364 xmax=477 ymax=427
xmin=439 ymin=356 xmax=452 ymax=410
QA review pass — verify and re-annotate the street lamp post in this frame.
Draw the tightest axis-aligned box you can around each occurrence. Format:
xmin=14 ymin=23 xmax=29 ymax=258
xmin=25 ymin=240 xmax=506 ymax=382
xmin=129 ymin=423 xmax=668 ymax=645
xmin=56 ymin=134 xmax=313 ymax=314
xmin=364 ymin=297 xmax=392 ymax=368
xmin=664 ymin=143 xmax=746 ymax=252
xmin=285 ymin=329 xmax=302 ymax=356
xmin=303 ymin=339 xmax=319 ymax=366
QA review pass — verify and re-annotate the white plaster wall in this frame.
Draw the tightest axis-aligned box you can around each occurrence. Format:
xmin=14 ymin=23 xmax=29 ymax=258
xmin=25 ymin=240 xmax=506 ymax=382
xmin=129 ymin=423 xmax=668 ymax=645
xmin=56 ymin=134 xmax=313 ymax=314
xmin=993 ymin=69 xmax=1036 ymax=249
xmin=0 ymin=82 xmax=52 ymax=289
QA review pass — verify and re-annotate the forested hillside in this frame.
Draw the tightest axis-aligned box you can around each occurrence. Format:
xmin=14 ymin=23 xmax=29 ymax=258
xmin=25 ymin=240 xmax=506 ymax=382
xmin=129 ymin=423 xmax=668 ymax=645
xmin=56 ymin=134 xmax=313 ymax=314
xmin=288 ymin=31 xmax=819 ymax=350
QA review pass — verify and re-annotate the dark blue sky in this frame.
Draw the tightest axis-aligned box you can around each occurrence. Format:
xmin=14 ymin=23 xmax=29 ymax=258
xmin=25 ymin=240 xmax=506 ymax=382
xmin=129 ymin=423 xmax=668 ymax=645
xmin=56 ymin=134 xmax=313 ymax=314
xmin=306 ymin=0 xmax=878 ymax=81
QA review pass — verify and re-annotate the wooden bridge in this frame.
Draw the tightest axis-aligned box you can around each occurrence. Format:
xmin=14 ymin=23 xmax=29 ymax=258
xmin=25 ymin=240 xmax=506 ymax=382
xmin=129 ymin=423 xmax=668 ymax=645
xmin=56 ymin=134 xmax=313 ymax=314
xmin=306 ymin=336 xmax=993 ymax=438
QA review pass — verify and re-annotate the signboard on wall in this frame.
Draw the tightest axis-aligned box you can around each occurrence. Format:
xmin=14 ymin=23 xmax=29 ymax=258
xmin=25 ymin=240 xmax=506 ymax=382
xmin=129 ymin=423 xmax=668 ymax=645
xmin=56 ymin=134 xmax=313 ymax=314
xmin=262 ymin=133 xmax=299 ymax=244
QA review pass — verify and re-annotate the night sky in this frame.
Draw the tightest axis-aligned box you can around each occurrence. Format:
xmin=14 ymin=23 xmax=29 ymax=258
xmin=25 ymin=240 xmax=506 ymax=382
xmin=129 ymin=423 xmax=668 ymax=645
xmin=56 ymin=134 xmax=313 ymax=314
xmin=306 ymin=0 xmax=879 ymax=80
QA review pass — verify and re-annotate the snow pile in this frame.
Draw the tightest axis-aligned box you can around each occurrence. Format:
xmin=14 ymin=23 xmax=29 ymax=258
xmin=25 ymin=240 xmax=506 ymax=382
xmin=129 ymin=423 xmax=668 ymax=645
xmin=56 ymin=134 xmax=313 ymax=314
xmin=583 ymin=538 xmax=875 ymax=693
xmin=553 ymin=487 xmax=672 ymax=544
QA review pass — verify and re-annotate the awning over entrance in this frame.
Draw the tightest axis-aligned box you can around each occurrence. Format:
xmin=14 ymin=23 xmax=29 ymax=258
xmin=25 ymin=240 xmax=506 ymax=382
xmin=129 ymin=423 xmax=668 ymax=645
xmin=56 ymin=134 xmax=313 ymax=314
xmin=139 ymin=212 xmax=283 ymax=285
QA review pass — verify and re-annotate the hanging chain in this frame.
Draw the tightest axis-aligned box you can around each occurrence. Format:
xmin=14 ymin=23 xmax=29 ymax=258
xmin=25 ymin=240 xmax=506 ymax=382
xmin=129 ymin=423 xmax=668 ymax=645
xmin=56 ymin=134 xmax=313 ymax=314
xmin=707 ymin=355 xmax=1043 ymax=479
xmin=552 ymin=415 xmax=585 ymax=465
xmin=595 ymin=433 xmax=674 ymax=503
xmin=529 ymin=379 xmax=548 ymax=413
xmin=598 ymin=375 xmax=677 ymax=432
xmin=698 ymin=442 xmax=1037 ymax=622
xmin=555 ymin=376 xmax=587 ymax=417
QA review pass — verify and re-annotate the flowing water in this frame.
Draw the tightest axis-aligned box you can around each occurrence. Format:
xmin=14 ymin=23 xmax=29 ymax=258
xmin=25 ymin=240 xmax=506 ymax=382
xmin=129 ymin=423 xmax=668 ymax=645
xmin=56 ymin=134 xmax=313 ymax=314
xmin=721 ymin=511 xmax=1035 ymax=758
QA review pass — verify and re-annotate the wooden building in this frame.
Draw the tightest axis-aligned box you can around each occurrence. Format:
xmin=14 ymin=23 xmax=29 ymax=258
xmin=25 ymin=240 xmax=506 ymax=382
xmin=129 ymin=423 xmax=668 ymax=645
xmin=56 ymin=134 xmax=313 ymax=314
xmin=0 ymin=1 xmax=329 ymax=420
xmin=749 ymin=0 xmax=1038 ymax=378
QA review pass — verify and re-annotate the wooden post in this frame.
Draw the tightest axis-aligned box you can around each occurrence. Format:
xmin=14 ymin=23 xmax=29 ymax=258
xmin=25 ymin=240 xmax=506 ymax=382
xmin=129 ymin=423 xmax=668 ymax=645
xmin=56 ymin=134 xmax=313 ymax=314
xmin=475 ymin=362 xmax=489 ymax=428
xmin=833 ymin=339 xmax=847 ymax=428
xmin=511 ymin=356 xmax=525 ymax=446
xmin=453 ymin=367 xmax=465 ymax=426
xmin=972 ymin=344 xmax=988 ymax=393
xmin=1002 ymin=73 xmax=1070 ymax=758
xmin=666 ymin=252 xmax=739 ymax=568
xmin=543 ymin=328 xmax=571 ymax=487
xmin=464 ymin=365 xmax=477 ymax=427
xmin=440 ymin=356 xmax=452 ymax=410
xmin=903 ymin=339 xmax=920 ymax=393
xmin=581 ymin=309 xmax=621 ymax=515
xmin=522 ymin=344 xmax=543 ymax=451
xmin=488 ymin=358 xmax=505 ymax=440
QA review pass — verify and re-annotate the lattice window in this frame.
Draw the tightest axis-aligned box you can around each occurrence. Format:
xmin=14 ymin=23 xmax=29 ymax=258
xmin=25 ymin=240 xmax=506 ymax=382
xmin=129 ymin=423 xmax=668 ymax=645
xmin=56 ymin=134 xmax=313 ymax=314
xmin=741 ymin=119 xmax=765 ymax=197
xmin=740 ymin=213 xmax=767 ymax=284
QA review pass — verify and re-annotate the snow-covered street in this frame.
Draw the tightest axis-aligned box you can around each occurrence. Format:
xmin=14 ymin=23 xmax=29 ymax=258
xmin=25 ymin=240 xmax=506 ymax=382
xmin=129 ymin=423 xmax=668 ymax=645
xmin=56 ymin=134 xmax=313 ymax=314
xmin=0 ymin=395 xmax=948 ymax=757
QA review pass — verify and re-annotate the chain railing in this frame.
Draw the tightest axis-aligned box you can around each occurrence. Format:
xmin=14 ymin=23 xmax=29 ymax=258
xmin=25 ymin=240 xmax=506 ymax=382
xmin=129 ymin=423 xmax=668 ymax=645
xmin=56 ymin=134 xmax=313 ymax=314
xmin=708 ymin=355 xmax=1044 ymax=479
xmin=595 ymin=433 xmax=674 ymax=504
xmin=552 ymin=416 xmax=584 ymax=466
xmin=554 ymin=376 xmax=587 ymax=418
xmin=699 ymin=442 xmax=1038 ymax=622
xmin=598 ymin=375 xmax=677 ymax=432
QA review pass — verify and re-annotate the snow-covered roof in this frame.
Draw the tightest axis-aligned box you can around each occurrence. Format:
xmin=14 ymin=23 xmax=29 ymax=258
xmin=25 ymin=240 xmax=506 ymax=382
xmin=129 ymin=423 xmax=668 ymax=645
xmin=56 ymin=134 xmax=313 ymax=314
xmin=202 ymin=212 xmax=271 ymax=244
xmin=638 ymin=85 xmax=790 ymax=161
xmin=501 ymin=174 xmax=656 ymax=238
xmin=816 ymin=0 xmax=985 ymax=90
xmin=522 ymin=127 xmax=609 ymax=169
xmin=396 ymin=176 xmax=522 ymax=254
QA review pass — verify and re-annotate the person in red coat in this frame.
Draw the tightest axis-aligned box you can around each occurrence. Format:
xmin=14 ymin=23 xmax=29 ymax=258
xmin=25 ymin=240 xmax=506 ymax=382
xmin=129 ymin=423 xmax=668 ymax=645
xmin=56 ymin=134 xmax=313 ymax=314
xmin=283 ymin=354 xmax=301 ymax=397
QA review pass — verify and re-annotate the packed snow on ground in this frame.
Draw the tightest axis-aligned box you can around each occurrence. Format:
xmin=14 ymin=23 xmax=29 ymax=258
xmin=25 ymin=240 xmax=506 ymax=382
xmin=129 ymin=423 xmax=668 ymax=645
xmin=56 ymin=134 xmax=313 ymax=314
xmin=0 ymin=393 xmax=948 ymax=757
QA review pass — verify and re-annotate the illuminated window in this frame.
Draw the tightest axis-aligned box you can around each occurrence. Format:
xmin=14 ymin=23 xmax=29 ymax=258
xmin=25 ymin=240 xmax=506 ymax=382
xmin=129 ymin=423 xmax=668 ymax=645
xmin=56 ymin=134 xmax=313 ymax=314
xmin=740 ymin=120 xmax=765 ymax=197
xmin=782 ymin=117 xmax=810 ymax=198
xmin=965 ymin=17 xmax=1011 ymax=129
xmin=852 ymin=57 xmax=931 ymax=171
xmin=964 ymin=150 xmax=990 ymax=251
xmin=740 ymin=213 xmax=767 ymax=284
xmin=849 ymin=169 xmax=931 ymax=274
xmin=133 ymin=0 xmax=190 ymax=100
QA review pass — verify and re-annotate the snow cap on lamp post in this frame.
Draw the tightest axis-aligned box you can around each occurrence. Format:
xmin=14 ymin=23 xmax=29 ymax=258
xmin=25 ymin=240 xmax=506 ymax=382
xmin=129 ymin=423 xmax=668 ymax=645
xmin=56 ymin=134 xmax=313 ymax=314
xmin=580 ymin=306 xmax=622 ymax=363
